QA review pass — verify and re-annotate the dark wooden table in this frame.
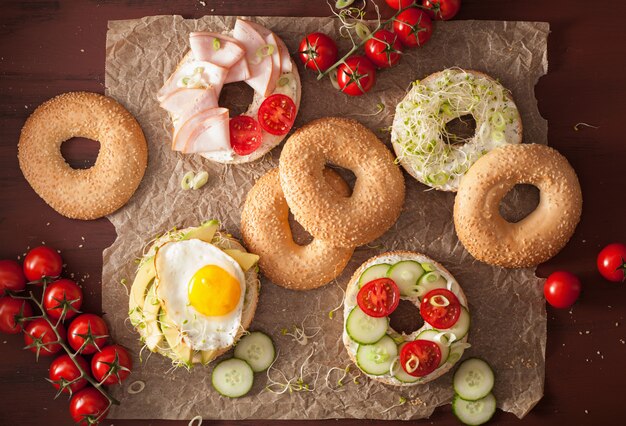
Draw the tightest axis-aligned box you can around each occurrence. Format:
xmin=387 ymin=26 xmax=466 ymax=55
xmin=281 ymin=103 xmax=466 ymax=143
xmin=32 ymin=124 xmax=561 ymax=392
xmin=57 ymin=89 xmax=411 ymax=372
xmin=1 ymin=0 xmax=625 ymax=425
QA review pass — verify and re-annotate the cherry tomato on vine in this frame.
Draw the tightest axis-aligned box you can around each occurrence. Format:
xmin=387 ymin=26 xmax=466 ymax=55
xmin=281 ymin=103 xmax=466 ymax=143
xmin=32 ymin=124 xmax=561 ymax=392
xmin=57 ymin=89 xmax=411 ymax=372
xmin=393 ymin=8 xmax=433 ymax=48
xmin=0 ymin=296 xmax=33 ymax=334
xmin=385 ymin=0 xmax=416 ymax=10
xmin=68 ymin=314 xmax=109 ymax=355
xmin=365 ymin=29 xmax=403 ymax=68
xmin=69 ymin=387 xmax=110 ymax=426
xmin=258 ymin=94 xmax=297 ymax=135
xmin=91 ymin=345 xmax=133 ymax=385
xmin=23 ymin=318 xmax=66 ymax=357
xmin=229 ymin=115 xmax=263 ymax=156
xmin=597 ymin=243 xmax=626 ymax=282
xmin=43 ymin=278 xmax=83 ymax=321
xmin=422 ymin=0 xmax=461 ymax=21
xmin=23 ymin=246 xmax=63 ymax=282
xmin=400 ymin=340 xmax=441 ymax=377
xmin=337 ymin=55 xmax=376 ymax=96
xmin=420 ymin=288 xmax=461 ymax=329
xmin=0 ymin=259 xmax=27 ymax=294
xmin=544 ymin=271 xmax=581 ymax=309
xmin=357 ymin=278 xmax=401 ymax=317
xmin=49 ymin=354 xmax=89 ymax=394
xmin=298 ymin=32 xmax=338 ymax=72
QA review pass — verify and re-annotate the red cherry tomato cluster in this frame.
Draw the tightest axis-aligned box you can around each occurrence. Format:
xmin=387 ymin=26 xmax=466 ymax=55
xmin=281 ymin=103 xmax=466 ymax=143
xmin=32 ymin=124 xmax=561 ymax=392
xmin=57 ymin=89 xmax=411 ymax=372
xmin=298 ymin=1 xmax=461 ymax=96
xmin=0 ymin=246 xmax=132 ymax=425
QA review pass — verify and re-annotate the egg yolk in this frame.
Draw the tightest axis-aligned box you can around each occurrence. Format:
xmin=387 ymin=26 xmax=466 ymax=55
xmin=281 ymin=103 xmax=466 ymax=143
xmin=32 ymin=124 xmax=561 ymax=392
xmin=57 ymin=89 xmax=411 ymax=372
xmin=188 ymin=265 xmax=241 ymax=316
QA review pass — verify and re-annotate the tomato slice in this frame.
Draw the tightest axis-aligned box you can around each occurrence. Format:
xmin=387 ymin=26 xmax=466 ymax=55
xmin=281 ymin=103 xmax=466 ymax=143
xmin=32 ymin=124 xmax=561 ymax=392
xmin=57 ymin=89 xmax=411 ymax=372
xmin=257 ymin=94 xmax=297 ymax=136
xmin=356 ymin=278 xmax=400 ymax=318
xmin=229 ymin=115 xmax=263 ymax=156
xmin=399 ymin=339 xmax=442 ymax=377
xmin=420 ymin=288 xmax=461 ymax=329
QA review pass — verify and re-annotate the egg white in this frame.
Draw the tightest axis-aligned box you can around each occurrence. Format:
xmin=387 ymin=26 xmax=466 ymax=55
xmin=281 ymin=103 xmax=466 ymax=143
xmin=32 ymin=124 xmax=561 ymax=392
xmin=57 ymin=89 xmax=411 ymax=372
xmin=154 ymin=239 xmax=246 ymax=351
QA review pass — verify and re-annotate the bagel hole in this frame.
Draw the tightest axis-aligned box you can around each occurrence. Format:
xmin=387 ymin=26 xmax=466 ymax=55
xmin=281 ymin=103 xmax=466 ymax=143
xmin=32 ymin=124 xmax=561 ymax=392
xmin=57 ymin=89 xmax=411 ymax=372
xmin=288 ymin=211 xmax=314 ymax=246
xmin=499 ymin=184 xmax=540 ymax=223
xmin=327 ymin=165 xmax=356 ymax=193
xmin=443 ymin=114 xmax=476 ymax=145
xmin=219 ymin=81 xmax=255 ymax=117
xmin=60 ymin=137 xmax=100 ymax=169
xmin=389 ymin=299 xmax=424 ymax=335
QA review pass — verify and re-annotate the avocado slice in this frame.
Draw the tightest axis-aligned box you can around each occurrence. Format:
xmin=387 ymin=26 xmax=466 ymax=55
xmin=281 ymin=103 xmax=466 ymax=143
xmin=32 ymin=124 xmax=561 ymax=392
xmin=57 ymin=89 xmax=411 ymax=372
xmin=129 ymin=259 xmax=156 ymax=327
xmin=184 ymin=219 xmax=220 ymax=243
xmin=223 ymin=249 xmax=260 ymax=272
xmin=159 ymin=311 xmax=193 ymax=366
xmin=142 ymin=284 xmax=163 ymax=351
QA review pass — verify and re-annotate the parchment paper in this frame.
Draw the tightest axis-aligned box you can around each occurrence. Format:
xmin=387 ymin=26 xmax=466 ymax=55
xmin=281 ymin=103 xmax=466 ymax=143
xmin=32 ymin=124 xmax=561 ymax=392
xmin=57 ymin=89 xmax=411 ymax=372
xmin=103 ymin=15 xmax=549 ymax=421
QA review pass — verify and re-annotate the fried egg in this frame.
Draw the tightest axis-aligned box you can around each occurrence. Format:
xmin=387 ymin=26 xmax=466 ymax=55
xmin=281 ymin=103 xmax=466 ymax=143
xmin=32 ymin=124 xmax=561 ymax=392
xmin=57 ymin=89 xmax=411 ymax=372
xmin=154 ymin=239 xmax=245 ymax=351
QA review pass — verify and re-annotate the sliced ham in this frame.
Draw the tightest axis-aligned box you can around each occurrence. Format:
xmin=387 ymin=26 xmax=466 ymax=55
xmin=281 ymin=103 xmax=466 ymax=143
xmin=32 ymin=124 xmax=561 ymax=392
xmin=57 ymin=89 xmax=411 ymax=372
xmin=189 ymin=32 xmax=245 ymax=69
xmin=160 ymin=87 xmax=218 ymax=120
xmin=172 ymin=107 xmax=229 ymax=152
xmin=233 ymin=19 xmax=277 ymax=97
xmin=245 ymin=21 xmax=292 ymax=74
xmin=224 ymin=57 xmax=251 ymax=84
xmin=157 ymin=58 xmax=228 ymax=103
xmin=265 ymin=33 xmax=282 ymax=78
xmin=183 ymin=109 xmax=231 ymax=154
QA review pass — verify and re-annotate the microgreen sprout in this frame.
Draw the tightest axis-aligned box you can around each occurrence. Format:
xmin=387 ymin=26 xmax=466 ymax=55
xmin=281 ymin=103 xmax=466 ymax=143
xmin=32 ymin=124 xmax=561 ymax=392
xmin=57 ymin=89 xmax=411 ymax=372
xmin=349 ymin=102 xmax=385 ymax=118
xmin=574 ymin=122 xmax=599 ymax=131
xmin=380 ymin=396 xmax=408 ymax=414
xmin=281 ymin=314 xmax=321 ymax=345
xmin=265 ymin=348 xmax=320 ymax=394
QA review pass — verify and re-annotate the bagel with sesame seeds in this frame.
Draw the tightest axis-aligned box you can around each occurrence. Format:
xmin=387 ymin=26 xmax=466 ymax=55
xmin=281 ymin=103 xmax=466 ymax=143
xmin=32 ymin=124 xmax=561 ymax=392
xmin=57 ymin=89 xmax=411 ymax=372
xmin=18 ymin=92 xmax=148 ymax=220
xmin=279 ymin=117 xmax=405 ymax=247
xmin=453 ymin=143 xmax=582 ymax=268
xmin=241 ymin=167 xmax=355 ymax=290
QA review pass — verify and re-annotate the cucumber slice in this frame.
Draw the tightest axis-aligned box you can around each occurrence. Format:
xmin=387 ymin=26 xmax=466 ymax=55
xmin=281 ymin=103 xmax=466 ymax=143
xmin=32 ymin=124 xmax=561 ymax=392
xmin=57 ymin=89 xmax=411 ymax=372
xmin=356 ymin=335 xmax=397 ymax=376
xmin=453 ymin=358 xmax=495 ymax=401
xmin=445 ymin=306 xmax=471 ymax=340
xmin=234 ymin=331 xmax=275 ymax=372
xmin=345 ymin=306 xmax=388 ymax=345
xmin=386 ymin=261 xmax=425 ymax=297
xmin=211 ymin=358 xmax=254 ymax=398
xmin=452 ymin=393 xmax=496 ymax=425
xmin=393 ymin=343 xmax=420 ymax=383
xmin=416 ymin=271 xmax=448 ymax=298
xmin=358 ymin=263 xmax=391 ymax=287
xmin=447 ymin=342 xmax=470 ymax=365
xmin=416 ymin=329 xmax=451 ymax=366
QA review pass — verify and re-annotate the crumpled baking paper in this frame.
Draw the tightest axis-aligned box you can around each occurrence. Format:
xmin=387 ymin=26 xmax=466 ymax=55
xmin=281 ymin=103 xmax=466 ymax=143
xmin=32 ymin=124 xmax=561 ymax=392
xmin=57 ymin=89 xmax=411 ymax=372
xmin=103 ymin=15 xmax=549 ymax=420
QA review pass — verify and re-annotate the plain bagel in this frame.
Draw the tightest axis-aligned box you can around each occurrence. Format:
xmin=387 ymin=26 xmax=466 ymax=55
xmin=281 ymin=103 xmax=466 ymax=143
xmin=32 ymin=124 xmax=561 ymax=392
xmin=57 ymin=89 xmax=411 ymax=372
xmin=18 ymin=92 xmax=148 ymax=220
xmin=279 ymin=117 xmax=405 ymax=247
xmin=454 ymin=143 xmax=583 ymax=268
xmin=241 ymin=168 xmax=355 ymax=290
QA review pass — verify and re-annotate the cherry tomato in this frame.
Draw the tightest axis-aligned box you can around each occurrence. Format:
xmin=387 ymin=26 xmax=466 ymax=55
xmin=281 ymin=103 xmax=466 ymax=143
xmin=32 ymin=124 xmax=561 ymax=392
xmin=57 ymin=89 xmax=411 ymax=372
xmin=258 ymin=94 xmax=297 ymax=136
xmin=23 ymin=318 xmax=66 ymax=357
xmin=0 ymin=259 xmax=27 ymax=294
xmin=337 ymin=55 xmax=376 ymax=96
xmin=400 ymin=339 xmax=441 ymax=377
xmin=393 ymin=8 xmax=433 ymax=48
xmin=365 ymin=29 xmax=403 ymax=68
xmin=23 ymin=246 xmax=63 ymax=282
xmin=91 ymin=344 xmax=133 ymax=385
xmin=422 ymin=0 xmax=461 ymax=21
xmin=420 ymin=288 xmax=461 ymax=329
xmin=43 ymin=278 xmax=83 ymax=321
xmin=597 ymin=243 xmax=626 ymax=282
xmin=544 ymin=271 xmax=581 ymax=309
xmin=68 ymin=314 xmax=109 ymax=355
xmin=69 ymin=387 xmax=110 ymax=426
xmin=0 ymin=296 xmax=33 ymax=334
xmin=385 ymin=0 xmax=416 ymax=10
xmin=49 ymin=354 xmax=89 ymax=394
xmin=357 ymin=278 xmax=400 ymax=318
xmin=298 ymin=32 xmax=338 ymax=72
xmin=229 ymin=115 xmax=263 ymax=156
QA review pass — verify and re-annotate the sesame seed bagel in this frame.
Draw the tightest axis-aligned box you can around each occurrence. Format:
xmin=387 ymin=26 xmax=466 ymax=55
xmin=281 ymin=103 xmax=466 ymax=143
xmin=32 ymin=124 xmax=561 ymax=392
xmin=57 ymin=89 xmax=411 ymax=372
xmin=241 ymin=168 xmax=355 ymax=290
xmin=279 ymin=117 xmax=405 ymax=247
xmin=18 ymin=92 xmax=148 ymax=220
xmin=454 ymin=143 xmax=583 ymax=268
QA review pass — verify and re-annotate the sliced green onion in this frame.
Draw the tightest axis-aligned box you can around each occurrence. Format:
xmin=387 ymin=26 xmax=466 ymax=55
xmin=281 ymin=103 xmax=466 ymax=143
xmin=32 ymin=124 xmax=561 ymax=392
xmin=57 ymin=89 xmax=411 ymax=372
xmin=191 ymin=171 xmax=209 ymax=190
xmin=428 ymin=172 xmax=449 ymax=186
xmin=188 ymin=415 xmax=203 ymax=426
xmin=492 ymin=130 xmax=505 ymax=142
xmin=335 ymin=0 xmax=355 ymax=9
xmin=181 ymin=171 xmax=194 ymax=190
xmin=212 ymin=38 xmax=221 ymax=51
xmin=128 ymin=380 xmax=146 ymax=394
xmin=256 ymin=44 xmax=275 ymax=59
xmin=430 ymin=295 xmax=450 ymax=307
xmin=278 ymin=75 xmax=290 ymax=87
xmin=194 ymin=67 xmax=204 ymax=74
xmin=355 ymin=22 xmax=371 ymax=41
xmin=491 ymin=111 xmax=506 ymax=130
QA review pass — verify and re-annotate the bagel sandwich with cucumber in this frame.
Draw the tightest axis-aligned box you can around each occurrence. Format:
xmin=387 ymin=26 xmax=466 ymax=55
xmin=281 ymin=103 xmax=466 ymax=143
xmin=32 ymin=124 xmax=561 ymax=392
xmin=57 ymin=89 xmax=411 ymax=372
xmin=342 ymin=251 xmax=471 ymax=386
xmin=128 ymin=220 xmax=260 ymax=368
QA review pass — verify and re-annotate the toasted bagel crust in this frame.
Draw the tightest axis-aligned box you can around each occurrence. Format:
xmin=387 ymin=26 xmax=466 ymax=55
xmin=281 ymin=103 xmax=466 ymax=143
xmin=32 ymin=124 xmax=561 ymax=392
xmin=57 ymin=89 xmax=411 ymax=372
xmin=241 ymin=168 xmax=355 ymax=290
xmin=279 ymin=117 xmax=405 ymax=247
xmin=454 ymin=143 xmax=582 ymax=268
xmin=18 ymin=92 xmax=147 ymax=220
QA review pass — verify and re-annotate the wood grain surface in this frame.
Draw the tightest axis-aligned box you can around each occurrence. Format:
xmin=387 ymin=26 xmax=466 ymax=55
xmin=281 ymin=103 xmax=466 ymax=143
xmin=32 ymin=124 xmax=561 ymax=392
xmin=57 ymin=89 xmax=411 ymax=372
xmin=1 ymin=0 xmax=625 ymax=425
